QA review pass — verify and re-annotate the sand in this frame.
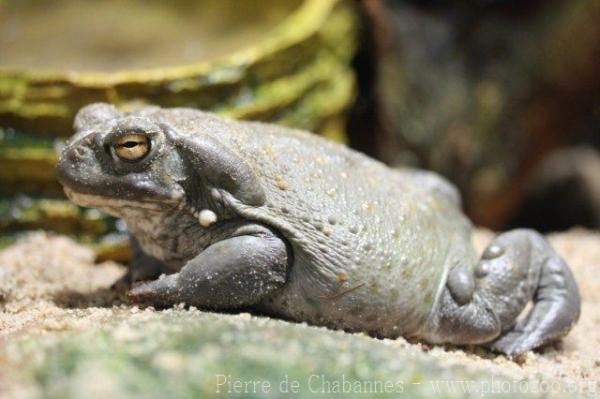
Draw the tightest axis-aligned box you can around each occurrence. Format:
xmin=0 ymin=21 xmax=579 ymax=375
xmin=0 ymin=229 xmax=599 ymax=396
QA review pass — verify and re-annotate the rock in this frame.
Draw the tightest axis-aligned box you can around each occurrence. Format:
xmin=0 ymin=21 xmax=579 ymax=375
xmin=1 ymin=311 xmax=547 ymax=399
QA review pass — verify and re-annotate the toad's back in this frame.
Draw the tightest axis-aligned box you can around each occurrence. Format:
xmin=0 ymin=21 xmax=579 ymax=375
xmin=156 ymin=109 xmax=476 ymax=337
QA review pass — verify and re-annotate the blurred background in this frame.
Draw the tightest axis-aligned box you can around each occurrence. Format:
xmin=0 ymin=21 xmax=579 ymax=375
xmin=0 ymin=0 xmax=598 ymax=262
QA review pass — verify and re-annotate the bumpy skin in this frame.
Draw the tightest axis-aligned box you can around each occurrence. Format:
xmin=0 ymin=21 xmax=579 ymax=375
xmin=57 ymin=103 xmax=581 ymax=356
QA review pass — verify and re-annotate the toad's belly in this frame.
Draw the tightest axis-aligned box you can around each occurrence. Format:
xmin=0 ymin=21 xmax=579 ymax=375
xmin=255 ymin=231 xmax=475 ymax=338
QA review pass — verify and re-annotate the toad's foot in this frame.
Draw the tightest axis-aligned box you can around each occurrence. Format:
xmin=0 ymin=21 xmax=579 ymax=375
xmin=430 ymin=229 xmax=580 ymax=356
xmin=482 ymin=230 xmax=580 ymax=356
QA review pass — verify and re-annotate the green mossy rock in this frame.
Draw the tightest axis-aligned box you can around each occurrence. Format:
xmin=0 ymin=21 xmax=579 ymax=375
xmin=0 ymin=0 xmax=357 ymax=139
xmin=2 ymin=311 xmax=552 ymax=399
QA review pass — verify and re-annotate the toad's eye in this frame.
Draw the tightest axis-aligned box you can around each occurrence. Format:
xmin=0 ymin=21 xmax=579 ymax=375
xmin=112 ymin=133 xmax=150 ymax=161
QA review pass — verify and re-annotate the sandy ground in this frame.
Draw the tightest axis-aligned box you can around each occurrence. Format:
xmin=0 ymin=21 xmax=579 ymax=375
xmin=0 ymin=229 xmax=599 ymax=396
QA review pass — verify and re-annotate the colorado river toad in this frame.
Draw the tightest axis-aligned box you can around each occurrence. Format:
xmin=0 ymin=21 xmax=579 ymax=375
xmin=57 ymin=103 xmax=581 ymax=356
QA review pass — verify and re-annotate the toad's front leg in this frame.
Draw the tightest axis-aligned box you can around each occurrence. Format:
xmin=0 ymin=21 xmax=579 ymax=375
xmin=128 ymin=227 xmax=290 ymax=309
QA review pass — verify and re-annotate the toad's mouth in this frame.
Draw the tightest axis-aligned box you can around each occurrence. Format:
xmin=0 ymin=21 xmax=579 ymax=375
xmin=63 ymin=187 xmax=182 ymax=213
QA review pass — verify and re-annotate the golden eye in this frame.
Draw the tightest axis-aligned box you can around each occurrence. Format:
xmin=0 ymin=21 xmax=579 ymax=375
xmin=113 ymin=133 xmax=150 ymax=161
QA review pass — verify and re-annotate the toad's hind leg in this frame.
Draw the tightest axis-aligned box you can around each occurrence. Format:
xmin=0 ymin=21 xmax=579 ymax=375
xmin=434 ymin=229 xmax=581 ymax=356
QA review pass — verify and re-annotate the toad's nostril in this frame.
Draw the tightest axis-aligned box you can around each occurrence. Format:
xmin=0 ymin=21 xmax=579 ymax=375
xmin=64 ymin=145 xmax=87 ymax=163
xmin=74 ymin=147 xmax=86 ymax=157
